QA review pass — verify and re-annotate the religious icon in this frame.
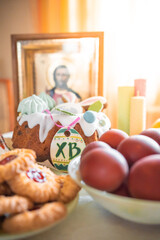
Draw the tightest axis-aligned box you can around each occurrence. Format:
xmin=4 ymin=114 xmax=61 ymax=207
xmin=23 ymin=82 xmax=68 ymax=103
xmin=47 ymin=65 xmax=81 ymax=104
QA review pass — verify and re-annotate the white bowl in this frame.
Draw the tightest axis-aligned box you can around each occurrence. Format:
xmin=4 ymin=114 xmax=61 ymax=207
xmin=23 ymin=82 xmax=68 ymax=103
xmin=68 ymin=156 xmax=160 ymax=225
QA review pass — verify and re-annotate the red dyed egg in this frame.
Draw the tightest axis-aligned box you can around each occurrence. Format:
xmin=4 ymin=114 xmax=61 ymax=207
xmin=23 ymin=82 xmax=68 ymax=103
xmin=99 ymin=129 xmax=129 ymax=149
xmin=128 ymin=154 xmax=160 ymax=200
xmin=117 ymin=135 xmax=160 ymax=166
xmin=81 ymin=141 xmax=110 ymax=159
xmin=140 ymin=128 xmax=160 ymax=145
xmin=80 ymin=148 xmax=129 ymax=192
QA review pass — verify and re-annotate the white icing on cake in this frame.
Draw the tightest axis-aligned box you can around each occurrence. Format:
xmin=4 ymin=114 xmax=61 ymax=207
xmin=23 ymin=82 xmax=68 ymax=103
xmin=79 ymin=113 xmax=98 ymax=137
xmin=17 ymin=111 xmax=111 ymax=143
xmin=18 ymin=113 xmax=54 ymax=143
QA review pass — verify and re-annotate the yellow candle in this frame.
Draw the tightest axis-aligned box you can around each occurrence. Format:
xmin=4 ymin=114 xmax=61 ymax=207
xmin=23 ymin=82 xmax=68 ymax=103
xmin=130 ymin=96 xmax=146 ymax=135
xmin=118 ymin=86 xmax=134 ymax=134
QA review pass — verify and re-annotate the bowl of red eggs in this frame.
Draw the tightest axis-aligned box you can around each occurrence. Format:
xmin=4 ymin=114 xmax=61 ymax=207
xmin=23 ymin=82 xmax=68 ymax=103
xmin=68 ymin=128 xmax=160 ymax=224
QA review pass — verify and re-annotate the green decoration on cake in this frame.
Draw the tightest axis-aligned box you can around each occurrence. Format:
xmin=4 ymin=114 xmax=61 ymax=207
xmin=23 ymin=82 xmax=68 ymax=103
xmin=18 ymin=95 xmax=48 ymax=115
xmin=88 ymin=100 xmax=103 ymax=112
xmin=54 ymin=107 xmax=75 ymax=116
xmin=39 ymin=92 xmax=56 ymax=111
xmin=51 ymin=103 xmax=83 ymax=115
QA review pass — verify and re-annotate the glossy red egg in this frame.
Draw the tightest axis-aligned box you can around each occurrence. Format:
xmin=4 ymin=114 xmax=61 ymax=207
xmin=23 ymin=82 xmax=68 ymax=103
xmin=117 ymin=135 xmax=160 ymax=166
xmin=99 ymin=129 xmax=129 ymax=149
xmin=140 ymin=128 xmax=160 ymax=145
xmin=81 ymin=141 xmax=110 ymax=159
xmin=128 ymin=154 xmax=160 ymax=200
xmin=80 ymin=148 xmax=129 ymax=192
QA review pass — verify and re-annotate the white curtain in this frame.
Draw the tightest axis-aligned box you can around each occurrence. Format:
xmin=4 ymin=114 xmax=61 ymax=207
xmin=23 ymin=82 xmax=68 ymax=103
xmin=85 ymin=0 xmax=160 ymax=128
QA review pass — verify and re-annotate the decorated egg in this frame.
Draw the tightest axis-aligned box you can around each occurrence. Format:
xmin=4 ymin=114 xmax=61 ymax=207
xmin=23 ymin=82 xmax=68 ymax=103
xmin=50 ymin=127 xmax=86 ymax=172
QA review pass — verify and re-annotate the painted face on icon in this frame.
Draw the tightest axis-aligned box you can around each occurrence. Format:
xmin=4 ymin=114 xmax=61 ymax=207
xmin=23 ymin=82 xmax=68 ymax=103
xmin=55 ymin=68 xmax=70 ymax=89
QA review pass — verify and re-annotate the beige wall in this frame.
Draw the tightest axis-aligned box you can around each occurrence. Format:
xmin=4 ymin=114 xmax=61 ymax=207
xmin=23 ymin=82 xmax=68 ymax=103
xmin=0 ymin=0 xmax=39 ymax=133
xmin=0 ymin=0 xmax=39 ymax=79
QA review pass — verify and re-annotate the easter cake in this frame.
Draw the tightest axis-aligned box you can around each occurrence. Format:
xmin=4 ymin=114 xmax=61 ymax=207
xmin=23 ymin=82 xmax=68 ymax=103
xmin=12 ymin=93 xmax=111 ymax=171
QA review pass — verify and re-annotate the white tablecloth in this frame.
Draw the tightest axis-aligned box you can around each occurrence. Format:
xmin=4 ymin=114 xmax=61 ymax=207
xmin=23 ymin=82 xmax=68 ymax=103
xmin=26 ymin=189 xmax=160 ymax=240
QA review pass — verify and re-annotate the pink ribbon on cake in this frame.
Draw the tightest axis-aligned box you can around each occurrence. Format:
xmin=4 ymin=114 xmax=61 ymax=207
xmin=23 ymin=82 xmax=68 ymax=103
xmin=67 ymin=117 xmax=81 ymax=130
xmin=43 ymin=109 xmax=80 ymax=130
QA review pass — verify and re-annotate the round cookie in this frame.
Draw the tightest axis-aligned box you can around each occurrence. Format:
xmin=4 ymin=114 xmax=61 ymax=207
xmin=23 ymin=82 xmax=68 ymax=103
xmin=57 ymin=175 xmax=81 ymax=203
xmin=0 ymin=149 xmax=36 ymax=183
xmin=2 ymin=202 xmax=66 ymax=233
xmin=0 ymin=195 xmax=33 ymax=215
xmin=7 ymin=164 xmax=61 ymax=203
